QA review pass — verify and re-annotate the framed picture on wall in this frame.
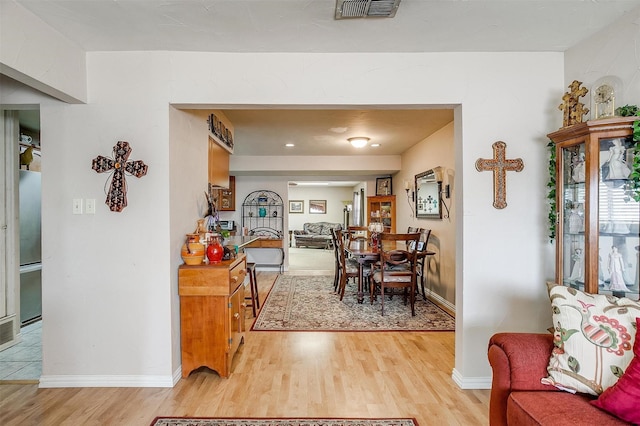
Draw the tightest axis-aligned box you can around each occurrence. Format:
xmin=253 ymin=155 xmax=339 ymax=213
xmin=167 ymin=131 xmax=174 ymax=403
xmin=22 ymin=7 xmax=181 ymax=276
xmin=376 ymin=177 xmax=392 ymax=196
xmin=309 ymin=200 xmax=326 ymax=214
xmin=289 ymin=200 xmax=304 ymax=213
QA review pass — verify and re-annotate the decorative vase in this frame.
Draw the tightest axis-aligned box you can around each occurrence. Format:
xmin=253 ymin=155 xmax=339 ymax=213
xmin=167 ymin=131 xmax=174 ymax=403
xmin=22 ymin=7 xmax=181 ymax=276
xmin=181 ymin=233 xmax=205 ymax=265
xmin=206 ymin=235 xmax=224 ymax=264
xmin=259 ymin=207 xmax=267 ymax=217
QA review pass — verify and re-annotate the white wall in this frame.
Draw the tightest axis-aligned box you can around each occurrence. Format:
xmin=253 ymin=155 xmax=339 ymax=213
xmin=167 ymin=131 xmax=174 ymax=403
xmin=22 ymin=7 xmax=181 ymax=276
xmin=0 ymin=1 xmax=86 ymax=103
xmin=287 ymin=186 xmax=353 ymax=231
xmin=168 ymin=107 xmax=211 ymax=380
xmin=2 ymin=50 xmax=563 ymax=389
xmin=564 ymin=7 xmax=640 ymax=114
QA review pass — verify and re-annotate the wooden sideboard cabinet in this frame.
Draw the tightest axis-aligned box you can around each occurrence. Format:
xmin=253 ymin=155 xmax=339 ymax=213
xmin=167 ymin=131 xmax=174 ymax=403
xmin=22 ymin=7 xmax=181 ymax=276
xmin=178 ymin=254 xmax=247 ymax=378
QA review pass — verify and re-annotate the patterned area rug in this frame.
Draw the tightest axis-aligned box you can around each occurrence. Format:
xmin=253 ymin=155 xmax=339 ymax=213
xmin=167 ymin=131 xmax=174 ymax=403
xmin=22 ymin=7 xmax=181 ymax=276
xmin=151 ymin=418 xmax=418 ymax=426
xmin=251 ymin=274 xmax=455 ymax=332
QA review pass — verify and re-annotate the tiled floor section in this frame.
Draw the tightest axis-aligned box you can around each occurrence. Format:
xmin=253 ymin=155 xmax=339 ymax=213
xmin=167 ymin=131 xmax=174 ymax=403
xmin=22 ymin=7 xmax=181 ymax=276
xmin=0 ymin=320 xmax=41 ymax=380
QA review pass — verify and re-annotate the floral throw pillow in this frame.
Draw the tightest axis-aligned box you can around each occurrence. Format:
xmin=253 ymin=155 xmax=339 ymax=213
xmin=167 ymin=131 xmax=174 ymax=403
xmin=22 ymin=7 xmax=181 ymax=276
xmin=541 ymin=282 xmax=639 ymax=396
xmin=591 ymin=317 xmax=640 ymax=424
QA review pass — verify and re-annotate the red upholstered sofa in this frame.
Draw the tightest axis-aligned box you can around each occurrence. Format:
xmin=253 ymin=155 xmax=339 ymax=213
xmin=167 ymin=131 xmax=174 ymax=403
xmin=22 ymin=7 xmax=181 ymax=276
xmin=487 ymin=333 xmax=629 ymax=425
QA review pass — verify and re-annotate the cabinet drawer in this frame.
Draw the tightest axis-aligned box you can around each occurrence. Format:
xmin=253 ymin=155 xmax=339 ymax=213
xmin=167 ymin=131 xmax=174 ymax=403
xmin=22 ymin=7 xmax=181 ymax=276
xmin=229 ymin=257 xmax=246 ymax=294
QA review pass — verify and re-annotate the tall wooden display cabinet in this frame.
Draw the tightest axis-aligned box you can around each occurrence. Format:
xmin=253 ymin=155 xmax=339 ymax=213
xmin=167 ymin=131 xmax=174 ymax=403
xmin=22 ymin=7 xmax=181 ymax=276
xmin=548 ymin=116 xmax=639 ymax=301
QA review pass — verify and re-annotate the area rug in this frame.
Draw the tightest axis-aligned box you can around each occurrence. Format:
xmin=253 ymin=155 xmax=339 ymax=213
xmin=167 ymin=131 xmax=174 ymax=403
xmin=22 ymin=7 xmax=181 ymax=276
xmin=251 ymin=274 xmax=455 ymax=332
xmin=151 ymin=418 xmax=418 ymax=426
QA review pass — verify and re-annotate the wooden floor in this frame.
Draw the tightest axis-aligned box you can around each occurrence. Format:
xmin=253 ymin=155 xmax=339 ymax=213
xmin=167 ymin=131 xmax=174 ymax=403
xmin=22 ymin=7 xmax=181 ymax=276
xmin=0 ymin=272 xmax=490 ymax=426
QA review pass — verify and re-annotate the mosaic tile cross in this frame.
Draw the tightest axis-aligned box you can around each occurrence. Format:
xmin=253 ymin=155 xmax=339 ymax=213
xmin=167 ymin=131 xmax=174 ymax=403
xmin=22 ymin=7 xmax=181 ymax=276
xmin=475 ymin=141 xmax=524 ymax=209
xmin=92 ymin=141 xmax=148 ymax=212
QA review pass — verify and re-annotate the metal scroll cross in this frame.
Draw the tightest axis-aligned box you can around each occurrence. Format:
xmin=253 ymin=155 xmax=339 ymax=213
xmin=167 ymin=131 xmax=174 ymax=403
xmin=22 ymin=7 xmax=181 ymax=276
xmin=475 ymin=141 xmax=524 ymax=209
xmin=91 ymin=141 xmax=148 ymax=212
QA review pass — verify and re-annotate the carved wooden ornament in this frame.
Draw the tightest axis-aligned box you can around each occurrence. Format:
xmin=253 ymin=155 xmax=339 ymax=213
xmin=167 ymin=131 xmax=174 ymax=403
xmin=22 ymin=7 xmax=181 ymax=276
xmin=558 ymin=80 xmax=589 ymax=127
xmin=475 ymin=141 xmax=524 ymax=209
xmin=91 ymin=141 xmax=148 ymax=212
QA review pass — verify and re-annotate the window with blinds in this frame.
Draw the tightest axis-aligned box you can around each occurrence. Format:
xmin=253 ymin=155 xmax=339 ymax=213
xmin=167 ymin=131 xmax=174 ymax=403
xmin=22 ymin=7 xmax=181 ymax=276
xmin=598 ymin=182 xmax=640 ymax=225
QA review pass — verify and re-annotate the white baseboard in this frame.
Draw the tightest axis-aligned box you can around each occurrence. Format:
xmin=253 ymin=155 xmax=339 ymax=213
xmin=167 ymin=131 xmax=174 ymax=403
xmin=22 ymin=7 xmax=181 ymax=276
xmin=173 ymin=366 xmax=182 ymax=385
xmin=39 ymin=374 xmax=175 ymax=388
xmin=425 ymin=288 xmax=456 ymax=314
xmin=451 ymin=368 xmax=492 ymax=389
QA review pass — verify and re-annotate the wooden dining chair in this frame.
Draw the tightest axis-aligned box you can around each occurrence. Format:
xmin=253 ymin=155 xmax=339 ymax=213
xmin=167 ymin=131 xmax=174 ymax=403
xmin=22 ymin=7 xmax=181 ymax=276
xmin=407 ymin=226 xmax=418 ymax=233
xmin=416 ymin=229 xmax=432 ymax=298
xmin=334 ymin=229 xmax=361 ymax=301
xmin=346 ymin=226 xmax=369 ymax=245
xmin=369 ymin=232 xmax=420 ymax=316
xmin=330 ymin=227 xmax=342 ymax=292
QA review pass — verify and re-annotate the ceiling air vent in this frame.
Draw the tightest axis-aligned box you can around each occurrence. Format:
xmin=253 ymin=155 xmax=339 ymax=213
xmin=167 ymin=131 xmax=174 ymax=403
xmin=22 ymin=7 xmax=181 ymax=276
xmin=335 ymin=0 xmax=401 ymax=19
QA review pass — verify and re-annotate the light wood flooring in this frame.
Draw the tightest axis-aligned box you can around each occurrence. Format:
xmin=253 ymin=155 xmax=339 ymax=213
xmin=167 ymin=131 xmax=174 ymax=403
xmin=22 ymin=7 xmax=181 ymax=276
xmin=0 ymin=271 xmax=490 ymax=426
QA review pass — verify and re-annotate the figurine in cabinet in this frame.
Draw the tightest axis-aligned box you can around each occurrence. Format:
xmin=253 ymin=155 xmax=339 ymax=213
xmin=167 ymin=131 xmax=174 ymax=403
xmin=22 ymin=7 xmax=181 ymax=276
xmin=607 ymin=246 xmax=631 ymax=292
xmin=602 ymin=138 xmax=631 ymax=181
xmin=568 ymin=203 xmax=584 ymax=234
xmin=569 ymin=248 xmax=584 ymax=283
xmin=571 ymin=153 xmax=585 ymax=183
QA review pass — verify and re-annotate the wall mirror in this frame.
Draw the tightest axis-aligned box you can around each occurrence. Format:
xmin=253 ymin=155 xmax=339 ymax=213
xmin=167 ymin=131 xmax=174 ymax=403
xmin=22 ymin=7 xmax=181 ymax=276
xmin=415 ymin=169 xmax=442 ymax=219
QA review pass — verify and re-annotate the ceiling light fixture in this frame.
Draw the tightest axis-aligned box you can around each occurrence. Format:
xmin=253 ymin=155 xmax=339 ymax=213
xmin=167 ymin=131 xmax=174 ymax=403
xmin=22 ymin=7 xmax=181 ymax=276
xmin=285 ymin=143 xmax=295 ymax=147
xmin=348 ymin=137 xmax=370 ymax=148
xmin=371 ymin=143 xmax=380 ymax=147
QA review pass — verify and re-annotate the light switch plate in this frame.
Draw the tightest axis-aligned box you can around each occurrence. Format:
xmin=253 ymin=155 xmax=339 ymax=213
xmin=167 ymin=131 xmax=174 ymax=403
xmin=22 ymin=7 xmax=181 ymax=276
xmin=85 ymin=198 xmax=96 ymax=214
xmin=73 ymin=198 xmax=83 ymax=214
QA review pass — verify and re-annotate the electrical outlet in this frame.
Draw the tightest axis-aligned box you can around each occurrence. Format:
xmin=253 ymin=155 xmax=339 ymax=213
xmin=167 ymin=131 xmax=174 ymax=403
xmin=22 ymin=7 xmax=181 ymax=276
xmin=85 ymin=198 xmax=96 ymax=214
xmin=73 ymin=198 xmax=83 ymax=214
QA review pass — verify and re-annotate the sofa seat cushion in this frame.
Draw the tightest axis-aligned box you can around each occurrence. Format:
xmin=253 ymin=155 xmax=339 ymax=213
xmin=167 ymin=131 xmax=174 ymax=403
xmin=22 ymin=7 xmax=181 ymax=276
xmin=507 ymin=391 xmax=628 ymax=425
xmin=298 ymin=234 xmax=331 ymax=240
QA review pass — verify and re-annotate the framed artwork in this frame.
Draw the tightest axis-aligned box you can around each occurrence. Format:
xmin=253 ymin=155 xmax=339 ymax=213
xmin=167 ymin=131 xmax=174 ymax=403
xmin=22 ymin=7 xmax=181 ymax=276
xmin=309 ymin=200 xmax=327 ymax=214
xmin=289 ymin=200 xmax=304 ymax=214
xmin=376 ymin=177 xmax=392 ymax=196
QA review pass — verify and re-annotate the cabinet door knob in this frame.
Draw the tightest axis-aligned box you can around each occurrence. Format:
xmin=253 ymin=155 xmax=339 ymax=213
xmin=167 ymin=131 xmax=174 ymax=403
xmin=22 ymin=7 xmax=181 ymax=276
xmin=233 ymin=313 xmax=240 ymax=319
xmin=231 ymin=276 xmax=238 ymax=283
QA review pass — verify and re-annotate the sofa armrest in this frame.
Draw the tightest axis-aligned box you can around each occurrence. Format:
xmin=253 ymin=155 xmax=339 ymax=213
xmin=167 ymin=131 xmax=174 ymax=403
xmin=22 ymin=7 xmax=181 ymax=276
xmin=487 ymin=333 xmax=555 ymax=426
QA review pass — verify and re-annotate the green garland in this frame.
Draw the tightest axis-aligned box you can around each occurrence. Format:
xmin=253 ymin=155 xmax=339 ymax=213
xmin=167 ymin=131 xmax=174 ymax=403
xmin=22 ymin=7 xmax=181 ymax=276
xmin=547 ymin=105 xmax=640 ymax=242
xmin=546 ymin=140 xmax=557 ymax=242
xmin=617 ymin=105 xmax=640 ymax=202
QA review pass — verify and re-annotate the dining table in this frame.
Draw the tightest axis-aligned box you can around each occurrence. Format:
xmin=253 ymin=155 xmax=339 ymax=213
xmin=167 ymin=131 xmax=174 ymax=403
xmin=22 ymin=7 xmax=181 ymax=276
xmin=345 ymin=238 xmax=435 ymax=304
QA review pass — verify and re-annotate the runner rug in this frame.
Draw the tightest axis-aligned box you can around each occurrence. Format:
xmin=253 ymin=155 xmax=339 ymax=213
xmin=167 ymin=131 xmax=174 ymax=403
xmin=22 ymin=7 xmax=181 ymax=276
xmin=151 ymin=418 xmax=418 ymax=426
xmin=251 ymin=274 xmax=455 ymax=332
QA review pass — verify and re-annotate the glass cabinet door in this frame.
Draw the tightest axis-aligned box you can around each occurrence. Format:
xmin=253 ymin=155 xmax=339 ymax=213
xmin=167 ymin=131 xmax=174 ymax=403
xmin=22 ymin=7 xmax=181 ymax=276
xmin=597 ymin=135 xmax=639 ymax=300
xmin=562 ymin=143 xmax=586 ymax=290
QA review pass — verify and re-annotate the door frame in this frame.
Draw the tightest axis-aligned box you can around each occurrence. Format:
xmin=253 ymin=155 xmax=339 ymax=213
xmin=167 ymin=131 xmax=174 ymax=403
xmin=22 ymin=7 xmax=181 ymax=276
xmin=1 ymin=110 xmax=21 ymax=349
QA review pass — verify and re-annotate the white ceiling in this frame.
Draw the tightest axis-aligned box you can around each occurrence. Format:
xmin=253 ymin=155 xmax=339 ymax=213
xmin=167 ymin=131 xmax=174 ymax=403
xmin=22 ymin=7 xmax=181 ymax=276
xmin=11 ymin=0 xmax=640 ymax=162
xmin=13 ymin=0 xmax=640 ymax=53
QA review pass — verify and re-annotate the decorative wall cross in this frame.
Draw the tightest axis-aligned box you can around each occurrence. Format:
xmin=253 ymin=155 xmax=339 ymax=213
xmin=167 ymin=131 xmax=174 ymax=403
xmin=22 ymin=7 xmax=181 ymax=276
xmin=475 ymin=141 xmax=524 ymax=209
xmin=92 ymin=141 xmax=148 ymax=212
